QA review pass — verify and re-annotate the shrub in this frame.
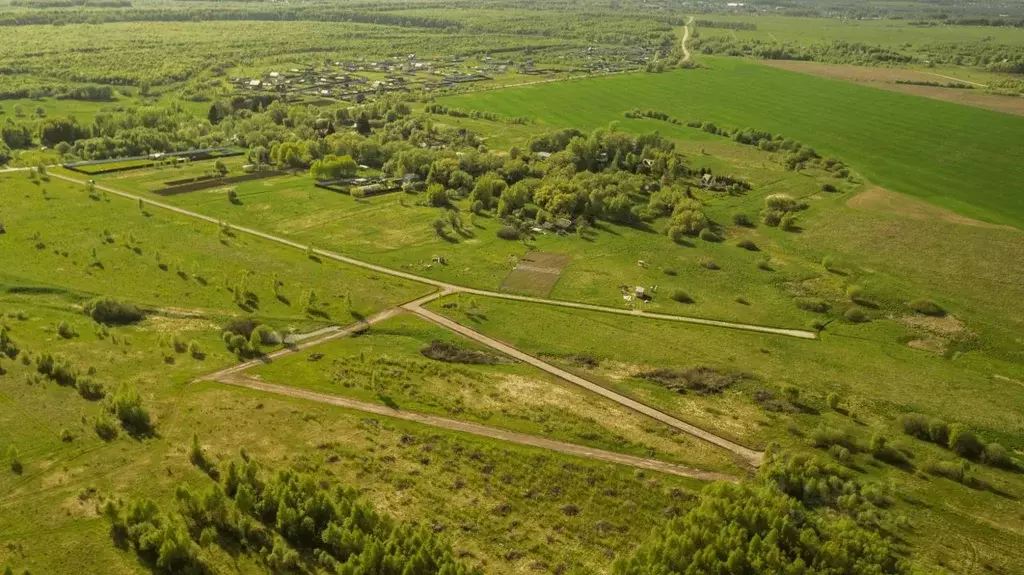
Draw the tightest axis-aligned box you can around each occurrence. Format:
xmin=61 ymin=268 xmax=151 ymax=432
xmin=496 ymin=226 xmax=520 ymax=240
xmin=822 ymin=183 xmax=838 ymax=193
xmin=928 ymin=420 xmax=950 ymax=445
xmin=846 ymin=285 xmax=864 ymax=301
xmin=983 ymin=443 xmax=1013 ymax=469
xmin=227 ymin=188 xmax=241 ymax=204
xmin=670 ymin=290 xmax=694 ymax=304
xmin=757 ymin=259 xmax=773 ymax=271
xmin=809 ymin=427 xmax=858 ymax=451
xmin=106 ymin=385 xmax=153 ymax=437
xmin=736 ymin=239 xmax=758 ymax=251
xmin=924 ymin=459 xmax=967 ymax=483
xmin=662 ymin=268 xmax=677 ymax=276
xmin=188 ymin=340 xmax=204 ymax=360
xmin=7 ymin=446 xmax=21 ymax=474
xmin=843 ymin=307 xmax=869 ymax=323
xmin=827 ymin=393 xmax=840 ymax=410
xmin=94 ymin=416 xmax=119 ymax=441
xmin=76 ymin=376 xmax=106 ymax=400
xmin=698 ymin=257 xmax=719 ymax=270
xmin=899 ymin=413 xmax=931 ymax=440
xmin=732 ymin=213 xmax=753 ymax=227
xmin=698 ymin=228 xmax=720 ymax=242
xmin=421 ymin=340 xmax=500 ymax=364
xmin=909 ymin=298 xmax=945 ymax=317
xmin=223 ymin=318 xmax=259 ymax=338
xmin=780 ymin=213 xmax=797 ymax=231
xmin=59 ymin=428 xmax=75 ymax=442
xmin=57 ymin=320 xmax=77 ymax=339
xmin=948 ymin=424 xmax=984 ymax=460
xmin=782 ymin=384 xmax=800 ymax=404
xmin=765 ymin=194 xmax=804 ymax=212
xmin=762 ymin=210 xmax=783 ymax=227
xmin=84 ymin=297 xmax=143 ymax=325
xmin=795 ymin=298 xmax=829 ymax=313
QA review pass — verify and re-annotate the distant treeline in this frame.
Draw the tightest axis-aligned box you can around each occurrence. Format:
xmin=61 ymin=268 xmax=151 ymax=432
xmin=895 ymin=79 xmax=974 ymax=89
xmin=911 ymin=17 xmax=1024 ymax=28
xmin=694 ymin=20 xmax=757 ymax=31
xmin=0 ymin=83 xmax=115 ymax=101
xmin=10 ymin=0 xmax=130 ymax=6
xmin=424 ymin=104 xmax=532 ymax=125
xmin=0 ymin=7 xmax=462 ymax=28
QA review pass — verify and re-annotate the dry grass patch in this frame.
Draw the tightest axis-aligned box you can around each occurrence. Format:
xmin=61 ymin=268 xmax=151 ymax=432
xmin=848 ymin=187 xmax=1016 ymax=230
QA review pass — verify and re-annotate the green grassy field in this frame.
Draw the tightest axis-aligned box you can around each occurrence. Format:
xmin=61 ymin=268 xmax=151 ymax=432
xmin=0 ymin=170 xmax=712 ymax=574
xmin=248 ymin=312 xmax=744 ymax=473
xmin=695 ymin=15 xmax=1024 ymax=47
xmin=424 ymin=293 xmax=1024 ymax=573
xmin=441 ymin=58 xmax=1024 ymax=228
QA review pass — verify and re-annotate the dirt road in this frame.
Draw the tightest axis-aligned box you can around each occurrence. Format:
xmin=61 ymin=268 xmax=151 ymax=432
xmin=216 ymin=373 xmax=739 ymax=482
xmin=403 ymin=301 xmax=764 ymax=467
xmin=51 ymin=172 xmax=816 ymax=340
xmin=682 ymin=17 xmax=693 ymax=63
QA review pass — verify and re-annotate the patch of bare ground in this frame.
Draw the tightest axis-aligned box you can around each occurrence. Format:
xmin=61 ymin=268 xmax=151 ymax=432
xmin=848 ymin=187 xmax=1016 ymax=230
xmin=900 ymin=314 xmax=969 ymax=355
xmin=759 ymin=60 xmax=1024 ymax=117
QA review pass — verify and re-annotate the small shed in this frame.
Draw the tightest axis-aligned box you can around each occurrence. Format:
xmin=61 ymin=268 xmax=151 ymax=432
xmin=634 ymin=286 xmax=646 ymax=298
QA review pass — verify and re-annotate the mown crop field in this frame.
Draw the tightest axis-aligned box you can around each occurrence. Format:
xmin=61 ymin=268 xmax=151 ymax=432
xmin=442 ymin=57 xmax=1024 ymax=227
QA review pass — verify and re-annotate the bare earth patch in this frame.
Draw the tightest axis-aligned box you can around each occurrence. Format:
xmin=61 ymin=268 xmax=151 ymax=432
xmin=848 ymin=187 xmax=1015 ymax=230
xmin=759 ymin=60 xmax=1024 ymax=117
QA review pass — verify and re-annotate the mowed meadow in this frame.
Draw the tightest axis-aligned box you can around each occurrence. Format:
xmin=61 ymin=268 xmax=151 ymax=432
xmin=442 ymin=57 xmax=1024 ymax=228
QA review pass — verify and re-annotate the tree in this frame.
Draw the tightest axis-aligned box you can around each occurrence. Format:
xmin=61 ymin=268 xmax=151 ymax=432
xmin=355 ymin=113 xmax=371 ymax=136
xmin=426 ymin=183 xmax=448 ymax=207
xmin=38 ymin=117 xmax=84 ymax=147
xmin=948 ymin=424 xmax=985 ymax=459
xmin=214 ymin=160 xmax=228 ymax=176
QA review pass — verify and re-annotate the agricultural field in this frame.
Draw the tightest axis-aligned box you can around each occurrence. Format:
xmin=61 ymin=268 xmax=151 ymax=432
xmin=1 ymin=1 xmax=1023 ymax=574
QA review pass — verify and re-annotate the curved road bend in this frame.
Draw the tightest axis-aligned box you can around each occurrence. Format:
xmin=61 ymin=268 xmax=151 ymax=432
xmin=217 ymin=374 xmax=739 ymax=483
xmin=51 ymin=172 xmax=816 ymax=340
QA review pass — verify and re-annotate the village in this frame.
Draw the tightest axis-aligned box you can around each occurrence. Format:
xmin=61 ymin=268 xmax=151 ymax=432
xmin=228 ymin=45 xmax=656 ymax=104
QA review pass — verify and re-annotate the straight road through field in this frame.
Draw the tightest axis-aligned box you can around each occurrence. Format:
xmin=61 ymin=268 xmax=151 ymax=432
xmin=403 ymin=300 xmax=765 ymax=468
xmin=50 ymin=171 xmax=817 ymax=340
xmin=215 ymin=373 xmax=739 ymax=483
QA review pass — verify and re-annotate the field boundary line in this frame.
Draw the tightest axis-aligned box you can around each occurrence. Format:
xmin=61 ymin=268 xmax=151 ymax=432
xmin=403 ymin=300 xmax=765 ymax=467
xmin=48 ymin=172 xmax=816 ymax=339
xmin=213 ymin=373 xmax=739 ymax=482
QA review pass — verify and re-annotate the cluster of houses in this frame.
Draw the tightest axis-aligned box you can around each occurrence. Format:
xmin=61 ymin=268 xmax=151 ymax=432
xmin=229 ymin=46 xmax=657 ymax=104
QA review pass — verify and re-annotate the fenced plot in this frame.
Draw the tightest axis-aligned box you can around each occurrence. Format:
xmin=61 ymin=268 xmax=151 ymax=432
xmin=64 ymin=148 xmax=241 ymax=175
xmin=154 ymin=170 xmax=288 ymax=196
xmin=499 ymin=252 xmax=572 ymax=297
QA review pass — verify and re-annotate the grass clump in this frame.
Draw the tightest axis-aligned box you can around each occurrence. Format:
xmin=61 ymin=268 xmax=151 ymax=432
xmin=843 ymin=307 xmax=869 ymax=323
xmin=698 ymin=228 xmax=721 ymax=242
xmin=909 ymin=299 xmax=945 ymax=317
xmin=670 ymin=290 xmax=694 ymax=304
xmin=420 ymin=340 xmax=502 ymax=365
xmin=736 ymin=239 xmax=758 ymax=251
xmin=496 ymin=226 xmax=520 ymax=240
xmin=795 ymin=298 xmax=829 ymax=314
xmin=698 ymin=257 xmax=719 ymax=270
xmin=732 ymin=213 xmax=753 ymax=227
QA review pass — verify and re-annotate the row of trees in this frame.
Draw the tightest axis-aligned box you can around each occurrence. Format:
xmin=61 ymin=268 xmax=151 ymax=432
xmin=614 ymin=451 xmax=907 ymax=574
xmin=105 ymin=453 xmax=480 ymax=574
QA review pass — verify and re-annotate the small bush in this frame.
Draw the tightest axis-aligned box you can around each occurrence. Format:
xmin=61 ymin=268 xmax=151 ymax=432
xmin=698 ymin=228 xmax=720 ymax=242
xmin=843 ymin=307 xmax=869 ymax=323
xmin=822 ymin=183 xmax=838 ymax=193
xmin=909 ymin=299 xmax=945 ymax=317
xmin=827 ymin=393 xmax=839 ymax=410
xmin=76 ymin=376 xmax=106 ymax=400
xmin=846 ymin=285 xmax=864 ymax=301
xmin=928 ymin=420 xmax=950 ymax=445
xmin=924 ymin=459 xmax=967 ymax=483
xmin=662 ymin=268 xmax=677 ymax=276
xmin=7 ymin=446 xmax=21 ymax=474
xmin=57 ymin=320 xmax=77 ymax=339
xmin=698 ymin=257 xmax=719 ymax=270
xmin=762 ymin=210 xmax=783 ymax=227
xmin=736 ymin=239 xmax=758 ymax=251
xmin=94 ymin=416 xmax=119 ymax=441
xmin=496 ymin=226 xmax=520 ymax=241
xmin=780 ymin=213 xmax=797 ymax=231
xmin=795 ymin=298 xmax=829 ymax=313
xmin=670 ymin=290 xmax=694 ymax=304
xmin=898 ymin=413 xmax=931 ymax=440
xmin=106 ymin=385 xmax=153 ymax=437
xmin=757 ymin=259 xmax=773 ymax=271
xmin=983 ymin=443 xmax=1013 ymax=469
xmin=809 ymin=427 xmax=858 ymax=451
xmin=421 ymin=340 xmax=501 ymax=365
xmin=948 ymin=424 xmax=984 ymax=460
xmin=188 ymin=340 xmax=204 ymax=360
xmin=84 ymin=297 xmax=144 ymax=325
xmin=732 ymin=213 xmax=753 ymax=227
xmin=59 ymin=428 xmax=75 ymax=442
